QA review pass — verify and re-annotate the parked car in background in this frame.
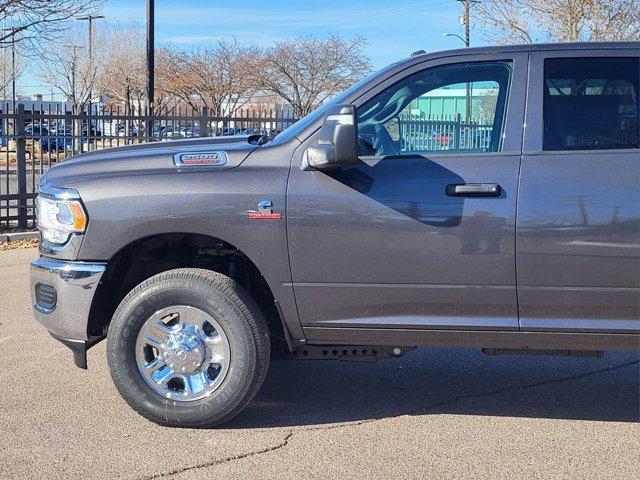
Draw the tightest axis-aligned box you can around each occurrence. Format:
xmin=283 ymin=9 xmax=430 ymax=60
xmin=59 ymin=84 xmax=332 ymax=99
xmin=160 ymin=129 xmax=183 ymax=141
xmin=41 ymin=136 xmax=72 ymax=153
xmin=115 ymin=124 xmax=139 ymax=137
xmin=49 ymin=122 xmax=68 ymax=135
xmin=152 ymin=124 xmax=171 ymax=137
xmin=433 ymin=130 xmax=451 ymax=147
xmin=178 ymin=125 xmax=200 ymax=137
xmin=238 ymin=127 xmax=271 ymax=136
xmin=82 ymin=124 xmax=102 ymax=138
xmin=30 ymin=42 xmax=640 ymax=429
xmin=218 ymin=127 xmax=240 ymax=136
xmin=24 ymin=124 xmax=50 ymax=136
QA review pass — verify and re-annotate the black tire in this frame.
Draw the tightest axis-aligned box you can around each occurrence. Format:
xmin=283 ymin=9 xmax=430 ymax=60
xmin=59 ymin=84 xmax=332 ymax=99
xmin=107 ymin=268 xmax=270 ymax=428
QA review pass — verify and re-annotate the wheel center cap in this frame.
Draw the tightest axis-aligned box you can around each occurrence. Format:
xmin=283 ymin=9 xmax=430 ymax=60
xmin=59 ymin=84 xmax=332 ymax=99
xmin=163 ymin=332 xmax=205 ymax=374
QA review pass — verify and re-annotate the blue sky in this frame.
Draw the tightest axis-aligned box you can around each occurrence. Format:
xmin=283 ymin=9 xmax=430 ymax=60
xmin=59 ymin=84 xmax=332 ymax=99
xmin=21 ymin=0 xmax=490 ymax=97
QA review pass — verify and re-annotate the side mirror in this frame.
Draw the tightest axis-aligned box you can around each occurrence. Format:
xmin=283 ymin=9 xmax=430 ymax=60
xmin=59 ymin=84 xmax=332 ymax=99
xmin=302 ymin=104 xmax=358 ymax=171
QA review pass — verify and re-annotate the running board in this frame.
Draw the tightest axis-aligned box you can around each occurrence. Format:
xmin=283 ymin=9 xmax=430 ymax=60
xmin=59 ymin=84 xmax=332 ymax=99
xmin=303 ymin=327 xmax=640 ymax=352
xmin=482 ymin=348 xmax=603 ymax=358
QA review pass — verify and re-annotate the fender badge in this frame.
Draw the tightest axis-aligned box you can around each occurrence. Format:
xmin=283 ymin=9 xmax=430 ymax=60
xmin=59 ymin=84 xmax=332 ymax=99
xmin=174 ymin=151 xmax=228 ymax=168
xmin=248 ymin=200 xmax=283 ymax=219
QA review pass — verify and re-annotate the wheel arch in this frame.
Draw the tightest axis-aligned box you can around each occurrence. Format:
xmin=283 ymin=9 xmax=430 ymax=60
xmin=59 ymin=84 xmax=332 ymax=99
xmin=87 ymin=231 xmax=296 ymax=350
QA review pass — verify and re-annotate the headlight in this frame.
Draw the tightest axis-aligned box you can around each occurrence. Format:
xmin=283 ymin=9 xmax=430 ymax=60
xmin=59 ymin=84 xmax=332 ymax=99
xmin=36 ymin=189 xmax=87 ymax=245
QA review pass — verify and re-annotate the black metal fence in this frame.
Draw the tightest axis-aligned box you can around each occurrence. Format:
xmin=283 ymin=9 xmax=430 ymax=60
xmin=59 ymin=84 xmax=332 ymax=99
xmin=398 ymin=113 xmax=494 ymax=152
xmin=1 ymin=106 xmax=497 ymax=232
xmin=0 ymin=104 xmax=297 ymax=231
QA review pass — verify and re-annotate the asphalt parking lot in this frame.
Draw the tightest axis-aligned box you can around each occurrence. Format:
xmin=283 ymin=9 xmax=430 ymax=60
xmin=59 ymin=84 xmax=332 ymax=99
xmin=1 ymin=247 xmax=639 ymax=479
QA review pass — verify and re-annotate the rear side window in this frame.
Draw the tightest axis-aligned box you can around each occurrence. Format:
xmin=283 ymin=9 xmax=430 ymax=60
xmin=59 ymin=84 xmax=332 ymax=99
xmin=543 ymin=57 xmax=639 ymax=151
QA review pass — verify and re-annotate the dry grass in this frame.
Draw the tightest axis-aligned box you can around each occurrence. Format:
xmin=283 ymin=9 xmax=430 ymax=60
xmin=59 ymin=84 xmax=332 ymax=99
xmin=0 ymin=238 xmax=39 ymax=251
xmin=0 ymin=147 xmax=67 ymax=165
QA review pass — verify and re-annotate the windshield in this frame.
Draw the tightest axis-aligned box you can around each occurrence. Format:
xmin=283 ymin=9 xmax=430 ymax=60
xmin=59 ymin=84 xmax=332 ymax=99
xmin=267 ymin=68 xmax=391 ymax=146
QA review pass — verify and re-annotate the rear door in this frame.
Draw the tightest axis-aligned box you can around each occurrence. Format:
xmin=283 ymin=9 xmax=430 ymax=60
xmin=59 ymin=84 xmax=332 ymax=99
xmin=287 ymin=52 xmax=528 ymax=332
xmin=518 ymin=48 xmax=640 ymax=332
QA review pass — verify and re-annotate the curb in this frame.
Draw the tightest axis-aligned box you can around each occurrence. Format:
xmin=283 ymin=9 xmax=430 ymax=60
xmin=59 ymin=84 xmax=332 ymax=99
xmin=0 ymin=231 xmax=39 ymax=243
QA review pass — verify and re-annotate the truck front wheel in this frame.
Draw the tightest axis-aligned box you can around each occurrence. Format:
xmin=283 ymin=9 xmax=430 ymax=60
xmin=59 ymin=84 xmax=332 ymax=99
xmin=106 ymin=268 xmax=270 ymax=427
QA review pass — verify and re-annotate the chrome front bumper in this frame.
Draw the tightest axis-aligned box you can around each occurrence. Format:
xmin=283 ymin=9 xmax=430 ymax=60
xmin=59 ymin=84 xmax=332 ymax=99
xmin=30 ymin=257 xmax=106 ymax=365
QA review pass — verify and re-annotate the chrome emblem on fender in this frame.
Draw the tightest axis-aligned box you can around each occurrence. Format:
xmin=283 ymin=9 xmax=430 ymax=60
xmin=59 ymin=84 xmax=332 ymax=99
xmin=173 ymin=151 xmax=228 ymax=168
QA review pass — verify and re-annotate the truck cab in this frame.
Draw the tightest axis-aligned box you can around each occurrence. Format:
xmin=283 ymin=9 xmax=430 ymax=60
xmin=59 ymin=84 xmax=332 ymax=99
xmin=30 ymin=42 xmax=639 ymax=427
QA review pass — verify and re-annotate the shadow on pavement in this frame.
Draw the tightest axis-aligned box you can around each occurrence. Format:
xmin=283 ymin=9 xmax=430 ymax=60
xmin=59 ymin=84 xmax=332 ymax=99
xmin=227 ymin=348 xmax=640 ymax=429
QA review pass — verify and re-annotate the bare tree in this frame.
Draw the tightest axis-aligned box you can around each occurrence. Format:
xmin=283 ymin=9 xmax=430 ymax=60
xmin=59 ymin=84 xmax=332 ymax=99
xmin=154 ymin=47 xmax=199 ymax=111
xmin=475 ymin=0 xmax=640 ymax=44
xmin=160 ymin=40 xmax=260 ymax=116
xmin=36 ymin=24 xmax=108 ymax=113
xmin=98 ymin=23 xmax=147 ymax=113
xmin=153 ymin=47 xmax=179 ymax=111
xmin=0 ymin=0 xmax=102 ymax=50
xmin=475 ymin=88 xmax=499 ymax=124
xmin=256 ymin=35 xmax=371 ymax=118
xmin=0 ymin=42 xmax=23 ymax=94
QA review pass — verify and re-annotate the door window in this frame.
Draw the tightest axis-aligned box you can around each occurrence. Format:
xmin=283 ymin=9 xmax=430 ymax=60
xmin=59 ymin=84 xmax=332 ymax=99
xmin=543 ymin=57 xmax=639 ymax=151
xmin=357 ymin=62 xmax=512 ymax=156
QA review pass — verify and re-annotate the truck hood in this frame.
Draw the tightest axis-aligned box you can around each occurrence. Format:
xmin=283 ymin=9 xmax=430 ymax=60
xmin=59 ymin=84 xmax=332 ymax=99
xmin=43 ymin=135 xmax=259 ymax=187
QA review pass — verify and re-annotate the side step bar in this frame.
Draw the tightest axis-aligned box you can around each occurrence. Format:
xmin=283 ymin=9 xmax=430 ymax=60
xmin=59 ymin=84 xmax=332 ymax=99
xmin=273 ymin=345 xmax=416 ymax=362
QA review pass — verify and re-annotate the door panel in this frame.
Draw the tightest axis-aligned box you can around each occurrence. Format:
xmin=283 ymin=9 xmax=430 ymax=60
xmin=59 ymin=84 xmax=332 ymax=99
xmin=287 ymin=54 xmax=527 ymax=331
xmin=287 ymin=153 xmax=521 ymax=329
xmin=518 ymin=51 xmax=640 ymax=332
xmin=517 ymin=151 xmax=640 ymax=331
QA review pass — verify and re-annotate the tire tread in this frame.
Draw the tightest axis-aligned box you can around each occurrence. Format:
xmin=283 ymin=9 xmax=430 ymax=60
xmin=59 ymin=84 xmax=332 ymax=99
xmin=107 ymin=268 xmax=270 ymax=428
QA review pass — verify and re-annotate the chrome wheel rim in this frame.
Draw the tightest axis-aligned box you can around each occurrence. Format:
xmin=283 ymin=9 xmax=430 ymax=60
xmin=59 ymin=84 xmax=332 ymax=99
xmin=135 ymin=305 xmax=231 ymax=402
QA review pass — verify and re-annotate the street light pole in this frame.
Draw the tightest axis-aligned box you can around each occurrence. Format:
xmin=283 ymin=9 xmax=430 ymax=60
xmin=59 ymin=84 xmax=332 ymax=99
xmin=442 ymin=32 xmax=466 ymax=45
xmin=147 ymin=0 xmax=155 ymax=113
xmin=77 ymin=14 xmax=105 ymax=113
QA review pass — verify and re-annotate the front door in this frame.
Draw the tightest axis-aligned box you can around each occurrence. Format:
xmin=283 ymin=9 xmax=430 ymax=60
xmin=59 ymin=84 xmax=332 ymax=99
xmin=518 ymin=50 xmax=640 ymax=332
xmin=287 ymin=54 xmax=528 ymax=332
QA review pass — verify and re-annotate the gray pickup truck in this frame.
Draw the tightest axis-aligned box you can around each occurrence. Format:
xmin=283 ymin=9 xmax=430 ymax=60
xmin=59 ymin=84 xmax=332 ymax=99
xmin=30 ymin=42 xmax=639 ymax=427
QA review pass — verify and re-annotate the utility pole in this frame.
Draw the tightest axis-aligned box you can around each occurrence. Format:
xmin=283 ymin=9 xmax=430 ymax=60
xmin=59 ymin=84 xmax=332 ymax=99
xmin=458 ymin=0 xmax=473 ymax=48
xmin=456 ymin=0 xmax=478 ymax=135
xmin=77 ymin=14 xmax=105 ymax=114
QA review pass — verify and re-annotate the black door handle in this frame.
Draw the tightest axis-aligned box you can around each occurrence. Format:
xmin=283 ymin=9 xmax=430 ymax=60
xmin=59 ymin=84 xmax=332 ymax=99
xmin=446 ymin=183 xmax=501 ymax=197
